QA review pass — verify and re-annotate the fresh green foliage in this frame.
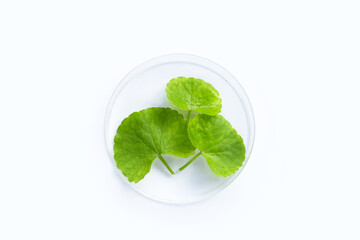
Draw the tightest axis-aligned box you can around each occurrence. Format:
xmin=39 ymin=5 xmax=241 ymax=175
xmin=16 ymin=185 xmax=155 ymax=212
xmin=114 ymin=107 xmax=195 ymax=183
xmin=166 ymin=77 xmax=222 ymax=116
xmin=187 ymin=114 xmax=246 ymax=177
xmin=113 ymin=76 xmax=246 ymax=183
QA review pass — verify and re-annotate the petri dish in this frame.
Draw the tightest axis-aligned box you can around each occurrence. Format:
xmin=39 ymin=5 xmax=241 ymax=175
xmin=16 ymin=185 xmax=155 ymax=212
xmin=104 ymin=54 xmax=255 ymax=204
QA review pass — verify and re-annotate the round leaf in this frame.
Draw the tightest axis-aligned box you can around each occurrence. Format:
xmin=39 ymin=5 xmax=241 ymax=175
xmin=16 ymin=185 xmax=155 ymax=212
xmin=166 ymin=77 xmax=222 ymax=115
xmin=187 ymin=114 xmax=246 ymax=177
xmin=114 ymin=107 xmax=195 ymax=182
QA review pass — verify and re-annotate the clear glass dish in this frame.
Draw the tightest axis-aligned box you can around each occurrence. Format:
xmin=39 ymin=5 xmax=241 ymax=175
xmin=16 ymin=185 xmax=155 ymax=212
xmin=104 ymin=54 xmax=255 ymax=204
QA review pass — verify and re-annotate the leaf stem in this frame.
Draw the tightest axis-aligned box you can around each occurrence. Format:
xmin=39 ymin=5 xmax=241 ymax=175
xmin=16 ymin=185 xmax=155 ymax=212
xmin=158 ymin=154 xmax=175 ymax=175
xmin=179 ymin=152 xmax=202 ymax=171
xmin=186 ymin=110 xmax=192 ymax=124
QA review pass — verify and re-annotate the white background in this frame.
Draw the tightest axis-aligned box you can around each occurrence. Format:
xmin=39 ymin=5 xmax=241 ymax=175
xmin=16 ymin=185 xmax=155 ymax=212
xmin=0 ymin=0 xmax=359 ymax=239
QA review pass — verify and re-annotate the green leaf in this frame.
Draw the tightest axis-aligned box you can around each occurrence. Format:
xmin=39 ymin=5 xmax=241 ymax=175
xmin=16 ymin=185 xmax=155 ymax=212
xmin=187 ymin=114 xmax=246 ymax=177
xmin=114 ymin=107 xmax=195 ymax=183
xmin=166 ymin=77 xmax=222 ymax=116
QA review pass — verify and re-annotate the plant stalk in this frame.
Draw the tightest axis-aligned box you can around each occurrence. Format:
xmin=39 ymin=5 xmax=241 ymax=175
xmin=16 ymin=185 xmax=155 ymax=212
xmin=179 ymin=152 xmax=202 ymax=171
xmin=158 ymin=154 xmax=175 ymax=175
xmin=186 ymin=110 xmax=192 ymax=124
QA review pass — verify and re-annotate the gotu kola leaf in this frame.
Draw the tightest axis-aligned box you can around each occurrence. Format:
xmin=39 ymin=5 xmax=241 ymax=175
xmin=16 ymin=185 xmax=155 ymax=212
xmin=185 ymin=114 xmax=246 ymax=177
xmin=114 ymin=107 xmax=195 ymax=183
xmin=166 ymin=77 xmax=222 ymax=116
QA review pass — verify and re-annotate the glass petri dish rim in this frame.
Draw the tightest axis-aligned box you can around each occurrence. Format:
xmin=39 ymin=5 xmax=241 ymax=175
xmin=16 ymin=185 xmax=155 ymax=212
xmin=104 ymin=53 xmax=255 ymax=205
